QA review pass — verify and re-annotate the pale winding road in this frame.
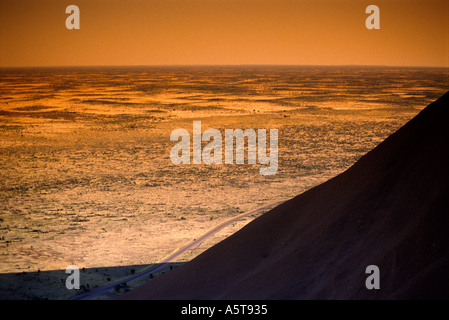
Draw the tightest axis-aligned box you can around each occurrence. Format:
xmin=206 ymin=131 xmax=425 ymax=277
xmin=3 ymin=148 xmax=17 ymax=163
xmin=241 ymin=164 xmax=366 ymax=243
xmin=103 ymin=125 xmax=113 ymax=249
xmin=70 ymin=200 xmax=285 ymax=300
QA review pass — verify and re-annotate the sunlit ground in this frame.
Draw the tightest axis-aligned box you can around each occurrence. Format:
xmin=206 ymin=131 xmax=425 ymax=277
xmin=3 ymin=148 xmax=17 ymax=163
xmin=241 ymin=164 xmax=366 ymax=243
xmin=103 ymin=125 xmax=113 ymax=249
xmin=0 ymin=66 xmax=448 ymax=299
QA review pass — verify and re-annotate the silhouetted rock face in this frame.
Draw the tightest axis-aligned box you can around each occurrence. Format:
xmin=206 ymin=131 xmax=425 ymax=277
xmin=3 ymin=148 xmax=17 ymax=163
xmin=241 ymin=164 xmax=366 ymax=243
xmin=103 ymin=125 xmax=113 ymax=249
xmin=122 ymin=92 xmax=449 ymax=300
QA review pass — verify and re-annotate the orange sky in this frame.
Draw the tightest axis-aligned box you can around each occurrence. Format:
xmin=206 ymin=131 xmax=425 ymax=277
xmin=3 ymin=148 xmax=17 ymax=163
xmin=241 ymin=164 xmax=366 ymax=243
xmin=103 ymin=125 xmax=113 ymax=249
xmin=0 ymin=0 xmax=448 ymax=67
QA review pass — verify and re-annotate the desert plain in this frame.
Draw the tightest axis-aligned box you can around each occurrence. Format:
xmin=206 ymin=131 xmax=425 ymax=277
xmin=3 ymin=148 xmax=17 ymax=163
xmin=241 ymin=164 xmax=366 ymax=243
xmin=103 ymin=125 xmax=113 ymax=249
xmin=0 ymin=66 xmax=446 ymax=299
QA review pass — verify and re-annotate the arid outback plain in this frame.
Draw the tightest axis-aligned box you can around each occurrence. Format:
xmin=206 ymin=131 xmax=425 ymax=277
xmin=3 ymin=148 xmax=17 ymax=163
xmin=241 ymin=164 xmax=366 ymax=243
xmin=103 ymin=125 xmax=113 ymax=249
xmin=0 ymin=66 xmax=448 ymax=299
xmin=123 ymin=90 xmax=449 ymax=300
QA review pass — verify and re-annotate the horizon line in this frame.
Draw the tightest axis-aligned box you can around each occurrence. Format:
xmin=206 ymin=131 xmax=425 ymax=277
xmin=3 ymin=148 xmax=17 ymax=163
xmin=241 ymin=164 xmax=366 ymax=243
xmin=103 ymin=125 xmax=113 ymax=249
xmin=1 ymin=63 xmax=448 ymax=69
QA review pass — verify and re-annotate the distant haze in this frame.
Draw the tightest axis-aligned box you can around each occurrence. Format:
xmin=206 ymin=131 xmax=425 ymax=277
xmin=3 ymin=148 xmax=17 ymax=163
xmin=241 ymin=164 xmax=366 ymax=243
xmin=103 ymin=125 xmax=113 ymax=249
xmin=0 ymin=0 xmax=448 ymax=67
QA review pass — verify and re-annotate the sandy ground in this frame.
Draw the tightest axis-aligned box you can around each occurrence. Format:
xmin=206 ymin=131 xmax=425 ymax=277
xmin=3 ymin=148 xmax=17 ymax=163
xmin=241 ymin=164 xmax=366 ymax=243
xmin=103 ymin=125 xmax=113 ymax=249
xmin=121 ymin=91 xmax=449 ymax=300
xmin=0 ymin=108 xmax=417 ymax=299
xmin=2 ymin=66 xmax=440 ymax=299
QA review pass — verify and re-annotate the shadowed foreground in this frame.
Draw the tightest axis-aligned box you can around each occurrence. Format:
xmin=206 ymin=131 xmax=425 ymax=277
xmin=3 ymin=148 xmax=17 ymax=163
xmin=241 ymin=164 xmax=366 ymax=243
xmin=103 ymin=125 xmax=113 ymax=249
xmin=0 ymin=263 xmax=184 ymax=300
xmin=121 ymin=91 xmax=449 ymax=300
